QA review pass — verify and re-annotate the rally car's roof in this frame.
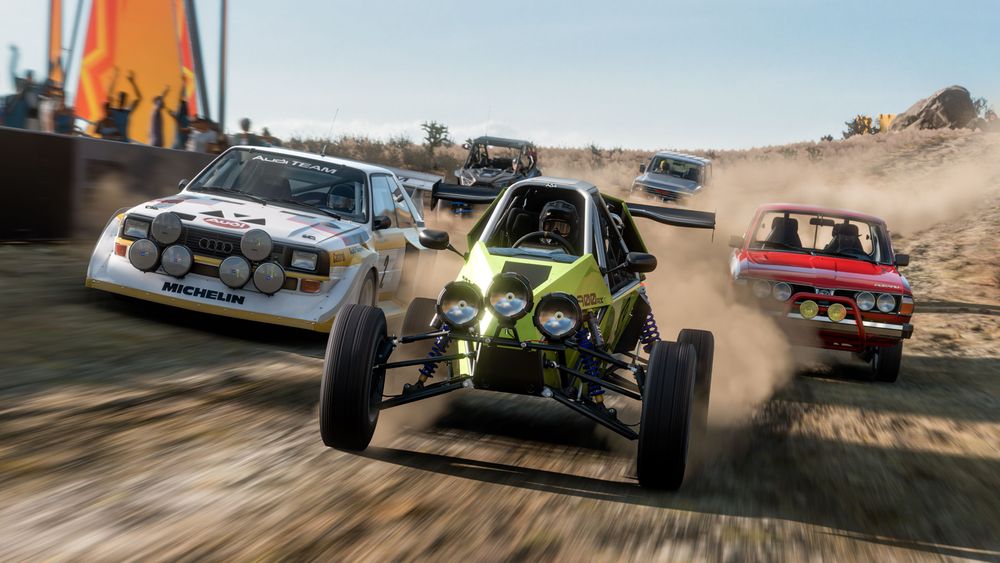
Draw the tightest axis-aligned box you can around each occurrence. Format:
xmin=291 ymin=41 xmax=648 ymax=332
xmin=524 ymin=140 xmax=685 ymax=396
xmin=471 ymin=136 xmax=534 ymax=149
xmin=514 ymin=176 xmax=599 ymax=195
xmin=652 ymin=151 xmax=711 ymax=165
xmin=226 ymin=146 xmax=396 ymax=175
xmin=756 ymin=203 xmax=888 ymax=225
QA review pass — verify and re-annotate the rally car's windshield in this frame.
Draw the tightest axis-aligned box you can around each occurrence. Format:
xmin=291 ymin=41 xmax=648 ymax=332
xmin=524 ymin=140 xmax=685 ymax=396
xmin=466 ymin=144 xmax=528 ymax=172
xmin=749 ymin=211 xmax=892 ymax=264
xmin=648 ymin=156 xmax=703 ymax=184
xmin=188 ymin=149 xmax=369 ymax=222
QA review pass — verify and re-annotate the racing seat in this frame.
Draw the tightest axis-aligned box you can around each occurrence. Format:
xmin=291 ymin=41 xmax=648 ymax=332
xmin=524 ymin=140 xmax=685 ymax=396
xmin=506 ymin=209 xmax=538 ymax=245
xmin=765 ymin=217 xmax=802 ymax=247
xmin=828 ymin=223 xmax=864 ymax=254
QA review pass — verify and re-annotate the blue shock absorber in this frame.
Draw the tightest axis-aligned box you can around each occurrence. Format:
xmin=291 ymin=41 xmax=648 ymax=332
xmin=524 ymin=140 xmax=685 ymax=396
xmin=576 ymin=328 xmax=604 ymax=398
xmin=418 ymin=326 xmax=451 ymax=383
xmin=639 ymin=312 xmax=660 ymax=353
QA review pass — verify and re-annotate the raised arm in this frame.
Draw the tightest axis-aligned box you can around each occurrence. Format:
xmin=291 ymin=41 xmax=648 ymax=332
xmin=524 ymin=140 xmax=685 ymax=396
xmin=127 ymin=70 xmax=142 ymax=111
xmin=106 ymin=67 xmax=119 ymax=103
xmin=9 ymin=44 xmax=18 ymax=86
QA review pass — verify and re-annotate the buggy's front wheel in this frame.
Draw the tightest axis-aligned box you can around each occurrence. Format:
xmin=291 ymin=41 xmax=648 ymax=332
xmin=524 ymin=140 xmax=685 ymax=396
xmin=637 ymin=341 xmax=697 ymax=490
xmin=319 ymin=304 xmax=388 ymax=450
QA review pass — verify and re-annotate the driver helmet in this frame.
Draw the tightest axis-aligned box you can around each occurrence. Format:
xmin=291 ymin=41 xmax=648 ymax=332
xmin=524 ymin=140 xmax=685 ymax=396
xmin=329 ymin=183 xmax=357 ymax=213
xmin=538 ymin=200 xmax=578 ymax=240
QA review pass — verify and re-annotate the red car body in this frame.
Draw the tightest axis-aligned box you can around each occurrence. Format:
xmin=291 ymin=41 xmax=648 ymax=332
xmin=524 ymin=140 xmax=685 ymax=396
xmin=730 ymin=204 xmax=914 ymax=374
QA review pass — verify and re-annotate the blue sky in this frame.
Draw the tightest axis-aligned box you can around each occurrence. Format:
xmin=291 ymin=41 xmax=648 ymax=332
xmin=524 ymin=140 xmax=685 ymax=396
xmin=2 ymin=0 xmax=998 ymax=149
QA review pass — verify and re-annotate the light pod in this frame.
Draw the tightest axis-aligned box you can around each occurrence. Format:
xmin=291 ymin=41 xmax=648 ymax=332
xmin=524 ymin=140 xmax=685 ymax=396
xmin=486 ymin=272 xmax=533 ymax=324
xmin=772 ymin=282 xmax=792 ymax=302
xmin=855 ymin=292 xmax=875 ymax=311
xmin=161 ymin=245 xmax=193 ymax=277
xmin=241 ymin=229 xmax=273 ymax=262
xmin=253 ymin=262 xmax=286 ymax=295
xmin=828 ymin=303 xmax=848 ymax=322
xmin=799 ymin=300 xmax=819 ymax=319
xmin=752 ymin=280 xmax=771 ymax=298
xmin=436 ymin=281 xmax=483 ymax=330
xmin=219 ymin=256 xmax=252 ymax=289
xmin=150 ymin=212 xmax=183 ymax=245
xmin=876 ymin=294 xmax=896 ymax=313
xmin=533 ymin=292 xmax=582 ymax=341
xmin=127 ymin=239 xmax=160 ymax=272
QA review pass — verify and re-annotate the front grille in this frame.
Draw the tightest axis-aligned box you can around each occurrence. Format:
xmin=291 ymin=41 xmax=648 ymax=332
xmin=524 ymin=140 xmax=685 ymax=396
xmin=182 ymin=226 xmax=285 ymax=261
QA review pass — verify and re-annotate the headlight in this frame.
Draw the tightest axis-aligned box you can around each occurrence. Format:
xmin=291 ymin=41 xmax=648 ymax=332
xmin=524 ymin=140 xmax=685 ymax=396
xmin=127 ymin=239 xmax=159 ymax=272
xmin=772 ymin=282 xmax=792 ymax=301
xmin=877 ymin=294 xmax=896 ymax=313
xmin=151 ymin=212 xmax=183 ymax=245
xmin=533 ymin=292 xmax=582 ymax=341
xmin=219 ymin=256 xmax=251 ymax=289
xmin=290 ymin=250 xmax=318 ymax=271
xmin=436 ymin=281 xmax=484 ymax=330
xmin=161 ymin=245 xmax=193 ymax=277
xmin=485 ymin=272 xmax=533 ymax=323
xmin=752 ymin=279 xmax=771 ymax=298
xmin=241 ymin=229 xmax=273 ymax=262
xmin=253 ymin=262 xmax=285 ymax=295
xmin=799 ymin=300 xmax=819 ymax=319
xmin=123 ymin=217 xmax=150 ymax=239
xmin=828 ymin=303 xmax=848 ymax=322
xmin=856 ymin=292 xmax=875 ymax=311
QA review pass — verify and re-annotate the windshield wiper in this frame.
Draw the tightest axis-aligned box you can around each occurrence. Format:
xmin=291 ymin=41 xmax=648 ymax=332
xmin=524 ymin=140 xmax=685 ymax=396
xmin=192 ymin=186 xmax=268 ymax=206
xmin=268 ymin=199 xmax=343 ymax=220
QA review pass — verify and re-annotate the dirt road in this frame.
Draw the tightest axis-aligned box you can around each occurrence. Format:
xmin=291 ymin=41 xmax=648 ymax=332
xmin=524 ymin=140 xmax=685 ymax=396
xmin=1 ymin=133 xmax=998 ymax=561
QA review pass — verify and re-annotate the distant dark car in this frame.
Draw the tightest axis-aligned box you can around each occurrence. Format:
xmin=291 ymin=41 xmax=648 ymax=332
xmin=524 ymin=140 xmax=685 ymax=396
xmin=454 ymin=136 xmax=541 ymax=189
xmin=631 ymin=151 xmax=711 ymax=202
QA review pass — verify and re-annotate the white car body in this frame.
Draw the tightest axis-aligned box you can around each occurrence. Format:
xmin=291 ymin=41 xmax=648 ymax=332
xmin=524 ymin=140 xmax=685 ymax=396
xmin=86 ymin=146 xmax=438 ymax=331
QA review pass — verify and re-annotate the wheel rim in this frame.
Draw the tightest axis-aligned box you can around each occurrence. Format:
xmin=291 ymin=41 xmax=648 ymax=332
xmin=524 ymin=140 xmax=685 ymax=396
xmin=358 ymin=274 xmax=376 ymax=306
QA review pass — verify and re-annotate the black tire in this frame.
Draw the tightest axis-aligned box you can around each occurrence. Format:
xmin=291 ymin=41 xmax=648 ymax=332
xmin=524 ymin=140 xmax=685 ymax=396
xmin=678 ymin=329 xmax=714 ymax=434
xmin=637 ymin=341 xmax=697 ymax=490
xmin=319 ymin=304 xmax=388 ymax=450
xmin=872 ymin=341 xmax=903 ymax=383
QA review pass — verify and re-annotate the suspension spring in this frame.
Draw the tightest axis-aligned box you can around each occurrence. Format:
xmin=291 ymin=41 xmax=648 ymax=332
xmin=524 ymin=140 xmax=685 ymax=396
xmin=576 ymin=328 xmax=604 ymax=398
xmin=418 ymin=327 xmax=451 ymax=384
xmin=639 ymin=312 xmax=660 ymax=353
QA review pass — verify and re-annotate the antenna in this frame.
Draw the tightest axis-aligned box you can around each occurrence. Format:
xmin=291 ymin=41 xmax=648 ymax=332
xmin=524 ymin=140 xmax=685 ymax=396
xmin=320 ymin=107 xmax=340 ymax=157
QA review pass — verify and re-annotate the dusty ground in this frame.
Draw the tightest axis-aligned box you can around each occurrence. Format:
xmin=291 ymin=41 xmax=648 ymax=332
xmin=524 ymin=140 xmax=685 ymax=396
xmin=0 ymin=132 xmax=998 ymax=561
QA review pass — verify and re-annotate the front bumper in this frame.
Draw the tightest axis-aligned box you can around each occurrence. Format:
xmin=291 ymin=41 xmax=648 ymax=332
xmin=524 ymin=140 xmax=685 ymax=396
xmin=776 ymin=292 xmax=913 ymax=350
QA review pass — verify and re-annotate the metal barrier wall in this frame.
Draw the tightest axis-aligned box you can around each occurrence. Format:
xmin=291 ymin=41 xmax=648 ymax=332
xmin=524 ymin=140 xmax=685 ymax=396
xmin=0 ymin=127 xmax=214 ymax=241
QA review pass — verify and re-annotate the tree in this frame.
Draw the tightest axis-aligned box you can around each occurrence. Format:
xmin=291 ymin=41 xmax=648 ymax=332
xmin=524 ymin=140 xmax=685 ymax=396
xmin=842 ymin=115 xmax=877 ymax=139
xmin=973 ymin=97 xmax=993 ymax=118
xmin=420 ymin=121 xmax=452 ymax=150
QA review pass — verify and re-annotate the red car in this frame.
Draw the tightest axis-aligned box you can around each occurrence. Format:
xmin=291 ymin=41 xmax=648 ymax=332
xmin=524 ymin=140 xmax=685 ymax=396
xmin=729 ymin=204 xmax=914 ymax=381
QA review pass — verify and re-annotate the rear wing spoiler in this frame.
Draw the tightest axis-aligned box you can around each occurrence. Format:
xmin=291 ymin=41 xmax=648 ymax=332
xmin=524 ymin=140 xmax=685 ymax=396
xmin=431 ymin=182 xmax=504 ymax=204
xmin=624 ymin=202 xmax=716 ymax=230
xmin=383 ymin=166 xmax=443 ymax=195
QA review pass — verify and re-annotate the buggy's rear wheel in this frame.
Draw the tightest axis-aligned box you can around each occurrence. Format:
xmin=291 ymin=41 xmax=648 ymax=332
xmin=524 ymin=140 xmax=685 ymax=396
xmin=678 ymin=329 xmax=714 ymax=434
xmin=872 ymin=341 xmax=903 ymax=383
xmin=319 ymin=304 xmax=388 ymax=450
xmin=637 ymin=341 xmax=697 ymax=490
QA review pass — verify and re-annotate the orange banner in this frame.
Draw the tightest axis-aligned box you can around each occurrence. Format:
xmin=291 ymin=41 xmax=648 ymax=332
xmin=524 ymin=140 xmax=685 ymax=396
xmin=75 ymin=0 xmax=199 ymax=145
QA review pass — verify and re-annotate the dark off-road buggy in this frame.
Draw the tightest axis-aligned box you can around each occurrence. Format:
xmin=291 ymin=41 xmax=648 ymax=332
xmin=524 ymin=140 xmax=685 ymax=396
xmin=319 ymin=178 xmax=717 ymax=489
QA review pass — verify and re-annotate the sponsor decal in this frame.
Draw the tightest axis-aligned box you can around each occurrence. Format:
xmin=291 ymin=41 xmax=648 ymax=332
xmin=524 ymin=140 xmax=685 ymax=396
xmin=204 ymin=217 xmax=250 ymax=230
xmin=252 ymin=155 xmax=340 ymax=175
xmin=161 ymin=282 xmax=246 ymax=305
xmin=577 ymin=293 xmax=604 ymax=307
xmin=874 ymin=282 xmax=901 ymax=289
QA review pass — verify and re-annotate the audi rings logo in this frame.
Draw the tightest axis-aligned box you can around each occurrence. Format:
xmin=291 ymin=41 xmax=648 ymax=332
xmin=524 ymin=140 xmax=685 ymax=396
xmin=198 ymin=238 xmax=234 ymax=254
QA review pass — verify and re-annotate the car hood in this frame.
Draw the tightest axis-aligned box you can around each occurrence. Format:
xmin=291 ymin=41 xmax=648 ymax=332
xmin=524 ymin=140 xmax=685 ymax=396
xmin=746 ymin=250 xmax=909 ymax=293
xmin=633 ymin=173 xmax=700 ymax=192
xmin=130 ymin=192 xmax=366 ymax=246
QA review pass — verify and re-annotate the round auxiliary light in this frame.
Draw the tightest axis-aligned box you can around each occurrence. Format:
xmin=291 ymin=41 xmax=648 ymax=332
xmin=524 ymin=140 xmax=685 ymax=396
xmin=856 ymin=291 xmax=876 ymax=311
xmin=161 ymin=245 xmax=193 ymax=278
xmin=486 ymin=272 xmax=533 ymax=323
xmin=533 ymin=292 xmax=582 ymax=341
xmin=799 ymin=300 xmax=819 ymax=320
xmin=253 ymin=262 xmax=286 ymax=295
xmin=752 ymin=279 xmax=771 ymax=299
xmin=436 ymin=281 xmax=484 ymax=330
xmin=772 ymin=282 xmax=793 ymax=302
xmin=127 ymin=239 xmax=160 ymax=272
xmin=150 ymin=212 xmax=183 ymax=245
xmin=828 ymin=303 xmax=848 ymax=322
xmin=219 ymin=256 xmax=252 ymax=289
xmin=876 ymin=293 xmax=896 ymax=313
xmin=241 ymin=229 xmax=273 ymax=262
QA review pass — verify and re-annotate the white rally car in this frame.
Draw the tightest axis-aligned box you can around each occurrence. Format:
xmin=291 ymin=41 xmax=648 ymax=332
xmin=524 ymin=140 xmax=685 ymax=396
xmin=86 ymin=146 xmax=442 ymax=331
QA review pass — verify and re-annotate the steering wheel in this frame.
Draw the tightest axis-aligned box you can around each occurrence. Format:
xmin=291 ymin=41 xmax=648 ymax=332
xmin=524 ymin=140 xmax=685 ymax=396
xmin=513 ymin=230 xmax=574 ymax=254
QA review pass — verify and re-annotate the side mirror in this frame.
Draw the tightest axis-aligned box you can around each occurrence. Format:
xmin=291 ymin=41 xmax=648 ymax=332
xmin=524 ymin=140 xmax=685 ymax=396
xmin=373 ymin=215 xmax=392 ymax=231
xmin=419 ymin=229 xmax=450 ymax=250
xmin=625 ymin=252 xmax=657 ymax=273
xmin=638 ymin=164 xmax=646 ymax=173
xmin=178 ymin=179 xmax=188 ymax=189
xmin=895 ymin=253 xmax=910 ymax=267
xmin=729 ymin=235 xmax=744 ymax=249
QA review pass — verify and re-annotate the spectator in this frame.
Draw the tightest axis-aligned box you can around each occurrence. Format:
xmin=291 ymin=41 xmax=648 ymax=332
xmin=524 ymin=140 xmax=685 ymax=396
xmin=52 ymin=92 xmax=75 ymax=135
xmin=95 ymin=102 xmax=121 ymax=140
xmin=8 ymin=45 xmax=40 ymax=130
xmin=233 ymin=117 xmax=265 ymax=146
xmin=187 ymin=116 xmax=217 ymax=152
xmin=260 ymin=127 xmax=282 ymax=147
xmin=170 ymin=75 xmax=191 ymax=149
xmin=148 ymin=84 xmax=169 ymax=147
xmin=106 ymin=68 xmax=142 ymax=141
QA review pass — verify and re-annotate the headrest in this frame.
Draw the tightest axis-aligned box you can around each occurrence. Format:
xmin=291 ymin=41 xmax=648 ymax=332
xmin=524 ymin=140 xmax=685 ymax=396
xmin=839 ymin=224 xmax=860 ymax=237
xmin=770 ymin=217 xmax=798 ymax=230
xmin=831 ymin=224 xmax=842 ymax=236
